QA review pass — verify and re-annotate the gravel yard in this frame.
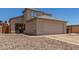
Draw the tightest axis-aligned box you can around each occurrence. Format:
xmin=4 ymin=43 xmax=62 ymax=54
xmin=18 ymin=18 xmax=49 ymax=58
xmin=0 ymin=33 xmax=79 ymax=50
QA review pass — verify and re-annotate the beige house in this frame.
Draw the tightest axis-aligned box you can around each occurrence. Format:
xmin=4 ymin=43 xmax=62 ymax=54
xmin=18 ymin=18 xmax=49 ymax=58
xmin=9 ymin=8 xmax=67 ymax=35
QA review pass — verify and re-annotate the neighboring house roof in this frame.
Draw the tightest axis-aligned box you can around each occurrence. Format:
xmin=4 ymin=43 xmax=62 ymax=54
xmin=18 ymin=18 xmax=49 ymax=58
xmin=0 ymin=23 xmax=7 ymax=25
xmin=0 ymin=23 xmax=3 ymax=25
xmin=23 ymin=8 xmax=51 ymax=16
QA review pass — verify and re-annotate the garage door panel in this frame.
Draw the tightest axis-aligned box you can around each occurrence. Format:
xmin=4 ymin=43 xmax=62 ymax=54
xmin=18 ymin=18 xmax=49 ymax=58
xmin=43 ymin=23 xmax=64 ymax=34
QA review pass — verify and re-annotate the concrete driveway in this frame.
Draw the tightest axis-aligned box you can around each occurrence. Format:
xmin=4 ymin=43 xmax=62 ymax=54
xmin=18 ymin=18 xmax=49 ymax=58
xmin=44 ymin=33 xmax=79 ymax=45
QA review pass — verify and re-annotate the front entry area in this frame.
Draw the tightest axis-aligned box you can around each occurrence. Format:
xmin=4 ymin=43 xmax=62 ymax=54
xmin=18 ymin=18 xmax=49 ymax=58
xmin=67 ymin=29 xmax=69 ymax=33
xmin=15 ymin=23 xmax=25 ymax=33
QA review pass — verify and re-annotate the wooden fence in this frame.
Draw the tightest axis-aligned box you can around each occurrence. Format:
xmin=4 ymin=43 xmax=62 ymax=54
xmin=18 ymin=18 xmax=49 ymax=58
xmin=2 ymin=24 xmax=11 ymax=33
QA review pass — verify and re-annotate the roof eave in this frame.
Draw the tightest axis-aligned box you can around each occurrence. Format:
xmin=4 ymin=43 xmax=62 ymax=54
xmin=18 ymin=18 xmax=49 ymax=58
xmin=36 ymin=17 xmax=67 ymax=23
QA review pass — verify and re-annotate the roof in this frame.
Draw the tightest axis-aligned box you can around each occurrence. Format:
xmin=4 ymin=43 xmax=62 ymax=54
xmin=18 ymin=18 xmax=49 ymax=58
xmin=23 ymin=8 xmax=51 ymax=16
xmin=68 ymin=25 xmax=79 ymax=27
xmin=9 ymin=16 xmax=23 ymax=22
xmin=35 ymin=15 xmax=67 ymax=23
xmin=0 ymin=23 xmax=7 ymax=25
xmin=10 ymin=16 xmax=23 ymax=20
xmin=0 ymin=23 xmax=3 ymax=25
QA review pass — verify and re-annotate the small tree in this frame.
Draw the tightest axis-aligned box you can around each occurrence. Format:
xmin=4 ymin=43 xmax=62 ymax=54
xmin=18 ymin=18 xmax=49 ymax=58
xmin=0 ymin=20 xmax=2 ymax=23
xmin=4 ymin=20 xmax=7 ymax=23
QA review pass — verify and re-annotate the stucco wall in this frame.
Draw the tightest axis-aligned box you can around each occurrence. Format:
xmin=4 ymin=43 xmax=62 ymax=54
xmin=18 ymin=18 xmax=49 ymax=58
xmin=25 ymin=19 xmax=37 ymax=34
xmin=24 ymin=9 xmax=31 ymax=21
xmin=36 ymin=19 xmax=66 ymax=35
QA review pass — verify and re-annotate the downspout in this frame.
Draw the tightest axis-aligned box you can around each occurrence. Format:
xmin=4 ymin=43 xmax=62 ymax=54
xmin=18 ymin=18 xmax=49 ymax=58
xmin=71 ymin=26 xmax=72 ymax=33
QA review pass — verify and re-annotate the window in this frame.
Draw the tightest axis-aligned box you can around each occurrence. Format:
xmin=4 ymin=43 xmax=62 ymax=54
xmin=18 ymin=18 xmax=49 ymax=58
xmin=29 ymin=11 xmax=37 ymax=17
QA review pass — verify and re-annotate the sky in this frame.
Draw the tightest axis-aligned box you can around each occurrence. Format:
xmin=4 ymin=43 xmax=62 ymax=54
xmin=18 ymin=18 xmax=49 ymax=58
xmin=0 ymin=8 xmax=79 ymax=25
xmin=0 ymin=8 xmax=24 ymax=22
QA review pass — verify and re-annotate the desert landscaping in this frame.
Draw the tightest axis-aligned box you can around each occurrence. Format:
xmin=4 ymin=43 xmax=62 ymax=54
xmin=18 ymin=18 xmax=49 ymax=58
xmin=0 ymin=33 xmax=79 ymax=50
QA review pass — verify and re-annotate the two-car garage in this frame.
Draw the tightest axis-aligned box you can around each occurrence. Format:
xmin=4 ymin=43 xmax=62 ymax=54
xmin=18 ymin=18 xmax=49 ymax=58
xmin=36 ymin=17 xmax=67 ymax=35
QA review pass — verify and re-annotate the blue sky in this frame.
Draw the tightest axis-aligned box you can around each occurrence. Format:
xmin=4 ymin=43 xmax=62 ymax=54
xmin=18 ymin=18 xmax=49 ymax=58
xmin=0 ymin=8 xmax=79 ymax=25
xmin=0 ymin=8 xmax=24 ymax=22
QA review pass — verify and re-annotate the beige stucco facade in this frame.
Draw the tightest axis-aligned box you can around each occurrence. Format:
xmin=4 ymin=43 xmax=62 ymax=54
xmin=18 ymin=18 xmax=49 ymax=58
xmin=23 ymin=18 xmax=66 ymax=35
xmin=25 ymin=19 xmax=37 ymax=34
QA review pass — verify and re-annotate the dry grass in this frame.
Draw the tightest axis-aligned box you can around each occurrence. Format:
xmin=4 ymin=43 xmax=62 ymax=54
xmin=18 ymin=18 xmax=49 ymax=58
xmin=0 ymin=33 xmax=79 ymax=50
